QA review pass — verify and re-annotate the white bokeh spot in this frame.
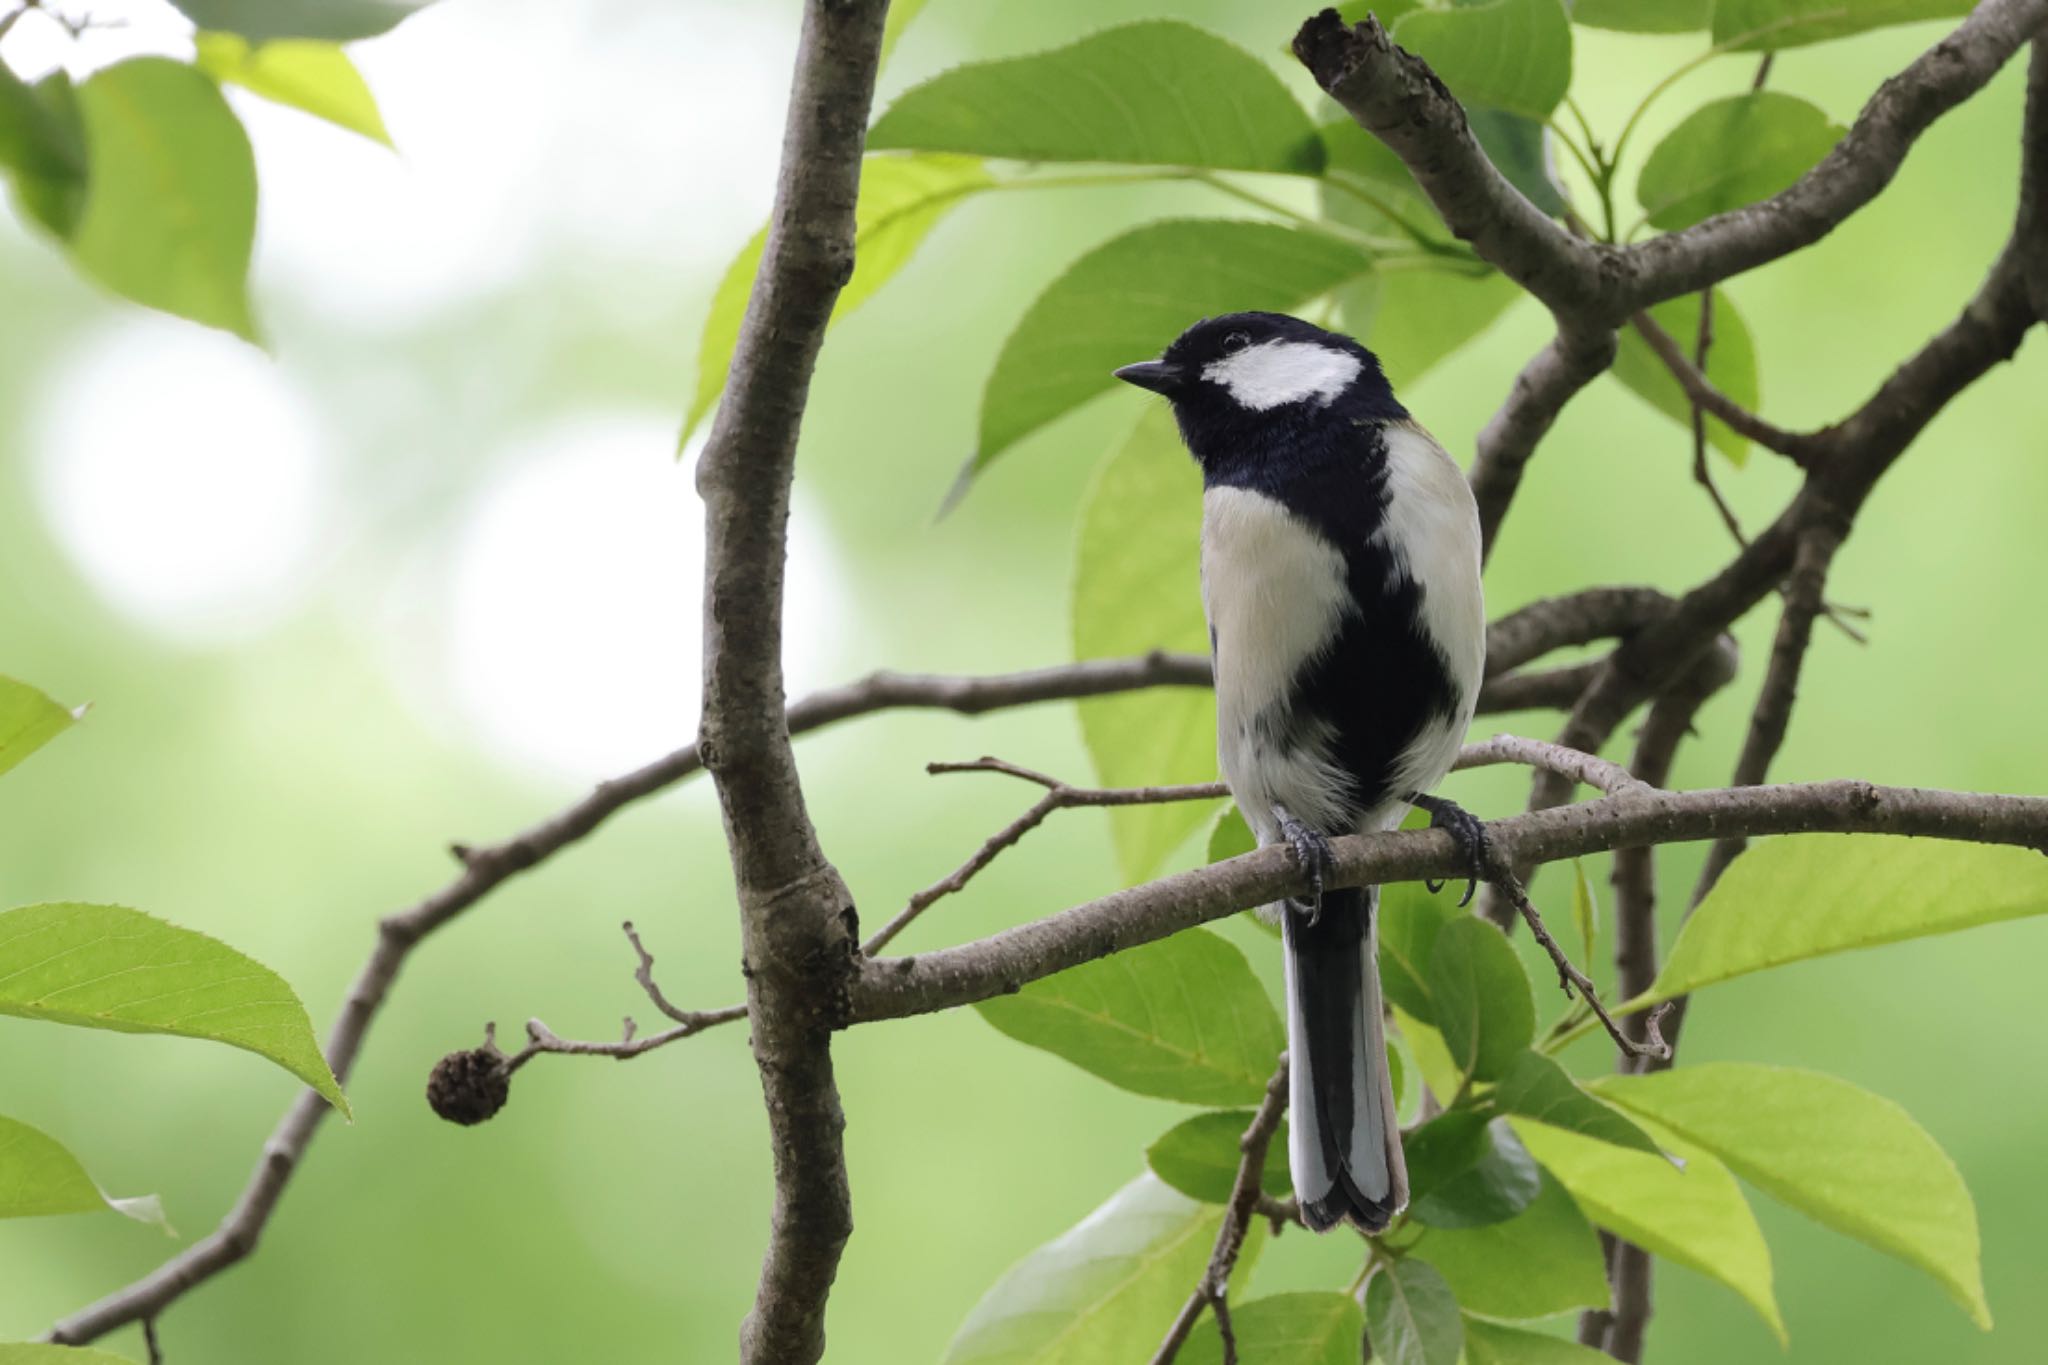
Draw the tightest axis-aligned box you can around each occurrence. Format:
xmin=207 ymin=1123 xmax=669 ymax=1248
xmin=30 ymin=318 xmax=330 ymax=643
xmin=441 ymin=412 xmax=848 ymax=781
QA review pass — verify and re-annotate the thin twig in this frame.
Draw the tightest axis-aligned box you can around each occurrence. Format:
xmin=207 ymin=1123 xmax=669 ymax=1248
xmin=1151 ymin=1058 xmax=1291 ymax=1365
xmin=1683 ymin=288 xmax=1752 ymax=546
xmin=1453 ymin=734 xmax=1650 ymax=797
xmin=1479 ymin=851 xmax=1671 ymax=1062
xmin=1629 ymin=308 xmax=1812 ymax=464
xmin=863 ymin=761 xmax=1227 ymax=954
xmin=497 ymin=923 xmax=751 ymax=1070
xmin=624 ymin=919 xmax=698 ymax=1025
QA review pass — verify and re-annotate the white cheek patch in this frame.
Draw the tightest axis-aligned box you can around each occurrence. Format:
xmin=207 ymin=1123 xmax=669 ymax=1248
xmin=1202 ymin=340 xmax=1363 ymax=410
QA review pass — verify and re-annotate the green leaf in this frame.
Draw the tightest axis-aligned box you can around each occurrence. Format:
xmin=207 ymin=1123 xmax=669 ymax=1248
xmin=1392 ymin=1004 xmax=1463 ymax=1103
xmin=1570 ymin=0 xmax=1710 ymax=32
xmin=1184 ymin=1293 xmax=1360 ymax=1365
xmin=0 ymin=1114 xmax=169 ymax=1233
xmin=1594 ymin=1063 xmax=1990 ymax=1327
xmin=194 ymin=33 xmax=391 ymax=146
xmin=1377 ymin=885 xmax=1458 ymax=1023
xmin=1207 ymin=808 xmax=1256 ymax=864
xmin=0 ymin=1348 xmax=146 ymax=1364
xmin=1427 ymin=917 xmax=1534 ymax=1082
xmin=1404 ymin=1110 xmax=1490 ymax=1194
xmin=1411 ymin=1117 xmax=1541 ymax=1229
xmin=1364 ymin=1260 xmax=1462 ymax=1365
xmin=0 ymin=65 xmax=80 ymax=182
xmin=1333 ymin=267 xmax=1522 ymax=391
xmin=1494 ymin=1051 xmax=1663 ymax=1159
xmin=1513 ymin=1116 xmax=1783 ymax=1339
xmin=1413 ymin=1170 xmax=1610 ymax=1319
xmin=870 ymin=22 xmax=1323 ymax=174
xmin=943 ymin=1173 xmax=1264 ymax=1364
xmin=168 ymin=0 xmax=432 ymax=42
xmin=1146 ymin=1109 xmax=1292 ymax=1204
xmin=1611 ymin=288 xmax=1760 ymax=464
xmin=1323 ymin=111 xmax=1564 ymax=228
xmin=1072 ymin=408 xmax=1220 ymax=879
xmin=1569 ymin=859 xmax=1598 ymax=964
xmin=1 ymin=71 xmax=86 ymax=238
xmin=685 ymin=152 xmax=992 ymax=443
xmin=1635 ymin=92 xmax=1844 ymax=232
xmin=976 ymin=220 xmax=1374 ymax=477
xmin=66 ymin=59 xmax=258 ymax=339
xmin=1641 ymin=835 xmax=2048 ymax=1007
xmin=1208 ymin=810 xmax=1281 ymax=938
xmin=1712 ymin=0 xmax=1972 ymax=51
xmin=1393 ymin=0 xmax=1573 ymax=121
xmin=0 ymin=677 xmax=79 ymax=780
xmin=0 ymin=903 xmax=346 ymax=1113
xmin=976 ymin=928 xmax=1282 ymax=1106
xmin=1464 ymin=1319 xmax=1617 ymax=1364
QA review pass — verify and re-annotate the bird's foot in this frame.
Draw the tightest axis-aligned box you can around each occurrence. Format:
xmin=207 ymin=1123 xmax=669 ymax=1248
xmin=1408 ymin=793 xmax=1489 ymax=908
xmin=1273 ymin=804 xmax=1333 ymax=925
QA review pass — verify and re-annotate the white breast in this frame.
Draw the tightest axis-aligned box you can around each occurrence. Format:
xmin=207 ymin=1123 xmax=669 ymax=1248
xmin=1201 ymin=486 xmax=1355 ymax=841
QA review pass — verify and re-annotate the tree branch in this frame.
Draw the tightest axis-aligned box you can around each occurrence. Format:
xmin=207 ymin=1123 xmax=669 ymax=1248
xmin=1625 ymin=0 xmax=2048 ymax=305
xmin=1151 ymin=1057 xmax=1291 ymax=1365
xmin=862 ymin=761 xmax=1229 ymax=954
xmin=42 ymin=650 xmax=1222 ymax=1348
xmin=497 ymin=922 xmax=749 ymax=1069
xmin=1295 ymin=2 xmax=2045 ymax=555
xmin=1549 ymin=246 xmax=2035 ymax=835
xmin=1610 ymin=643 xmax=1738 ymax=1029
xmin=1585 ymin=644 xmax=1737 ymax=1357
xmin=1627 ymin=309 xmax=1815 ymax=465
xmin=850 ymin=779 xmax=2048 ymax=1026
xmin=2024 ymin=39 xmax=2048 ymax=318
xmin=1469 ymin=323 xmax=1621 ymax=556
xmin=1453 ymin=734 xmax=1649 ymax=797
xmin=690 ymin=1 xmax=892 ymax=1356
xmin=1291 ymin=11 xmax=1608 ymax=317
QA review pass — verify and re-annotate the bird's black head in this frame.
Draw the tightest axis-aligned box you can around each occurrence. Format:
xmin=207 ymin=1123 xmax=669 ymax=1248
xmin=1114 ymin=313 xmax=1400 ymax=482
xmin=1113 ymin=312 xmax=1403 ymax=477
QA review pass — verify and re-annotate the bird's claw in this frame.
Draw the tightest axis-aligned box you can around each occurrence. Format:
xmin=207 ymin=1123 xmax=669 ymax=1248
xmin=1410 ymin=793 xmax=1490 ymax=908
xmin=1274 ymin=804 xmax=1333 ymax=926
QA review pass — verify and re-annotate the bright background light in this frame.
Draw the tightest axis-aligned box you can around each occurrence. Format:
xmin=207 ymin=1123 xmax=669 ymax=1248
xmin=29 ymin=317 xmax=331 ymax=643
xmin=435 ymin=413 xmax=847 ymax=780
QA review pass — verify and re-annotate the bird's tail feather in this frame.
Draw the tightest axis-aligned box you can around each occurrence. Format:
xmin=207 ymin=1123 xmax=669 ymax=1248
xmin=1282 ymin=885 xmax=1407 ymax=1233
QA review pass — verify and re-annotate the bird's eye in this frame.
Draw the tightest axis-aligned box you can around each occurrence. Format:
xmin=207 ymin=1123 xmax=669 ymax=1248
xmin=1222 ymin=330 xmax=1252 ymax=353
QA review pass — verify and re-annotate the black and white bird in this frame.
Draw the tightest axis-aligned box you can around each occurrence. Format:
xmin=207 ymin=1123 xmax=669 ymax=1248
xmin=1114 ymin=312 xmax=1486 ymax=1234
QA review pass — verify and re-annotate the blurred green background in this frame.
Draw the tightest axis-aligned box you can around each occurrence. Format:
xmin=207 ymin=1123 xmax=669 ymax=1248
xmin=1 ymin=0 xmax=2044 ymax=1361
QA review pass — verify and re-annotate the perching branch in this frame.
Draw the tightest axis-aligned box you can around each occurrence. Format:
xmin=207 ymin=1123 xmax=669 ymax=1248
xmin=1151 ymin=1057 xmax=1292 ymax=1365
xmin=849 ymin=778 xmax=2048 ymax=1027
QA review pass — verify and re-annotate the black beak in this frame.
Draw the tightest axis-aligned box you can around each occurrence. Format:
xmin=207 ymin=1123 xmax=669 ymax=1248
xmin=1113 ymin=360 xmax=1183 ymax=395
